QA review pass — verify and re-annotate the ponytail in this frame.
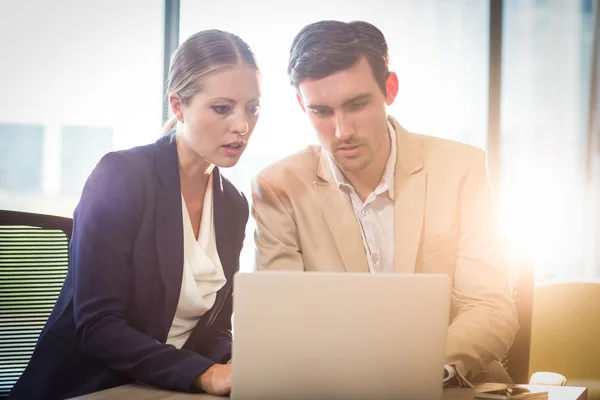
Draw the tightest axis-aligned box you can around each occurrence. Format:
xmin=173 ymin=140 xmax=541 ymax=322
xmin=162 ymin=115 xmax=178 ymax=136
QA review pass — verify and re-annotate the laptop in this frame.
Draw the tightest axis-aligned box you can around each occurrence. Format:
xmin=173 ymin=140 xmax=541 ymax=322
xmin=231 ymin=272 xmax=451 ymax=400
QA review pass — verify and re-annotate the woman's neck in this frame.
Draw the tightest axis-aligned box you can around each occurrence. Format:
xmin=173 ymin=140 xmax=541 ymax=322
xmin=176 ymin=134 xmax=213 ymax=184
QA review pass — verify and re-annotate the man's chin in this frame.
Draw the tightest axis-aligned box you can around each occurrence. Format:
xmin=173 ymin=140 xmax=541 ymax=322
xmin=333 ymin=157 xmax=370 ymax=172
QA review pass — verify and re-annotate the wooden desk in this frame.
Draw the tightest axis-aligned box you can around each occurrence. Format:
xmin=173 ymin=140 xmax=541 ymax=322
xmin=70 ymin=383 xmax=588 ymax=400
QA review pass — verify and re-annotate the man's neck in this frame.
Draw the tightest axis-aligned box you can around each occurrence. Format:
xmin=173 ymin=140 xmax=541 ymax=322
xmin=342 ymin=131 xmax=392 ymax=202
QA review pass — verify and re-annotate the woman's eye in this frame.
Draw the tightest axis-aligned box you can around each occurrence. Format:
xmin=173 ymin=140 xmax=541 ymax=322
xmin=248 ymin=104 xmax=261 ymax=115
xmin=212 ymin=105 xmax=230 ymax=115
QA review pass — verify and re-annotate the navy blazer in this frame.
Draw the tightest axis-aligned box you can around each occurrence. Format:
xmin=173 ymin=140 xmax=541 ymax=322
xmin=9 ymin=135 xmax=248 ymax=400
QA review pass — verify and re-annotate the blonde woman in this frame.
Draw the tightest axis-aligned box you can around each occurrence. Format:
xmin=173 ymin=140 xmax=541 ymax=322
xmin=10 ymin=29 xmax=261 ymax=399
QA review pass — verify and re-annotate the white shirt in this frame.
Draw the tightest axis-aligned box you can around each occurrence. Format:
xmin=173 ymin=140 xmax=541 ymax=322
xmin=326 ymin=122 xmax=396 ymax=274
xmin=166 ymin=174 xmax=226 ymax=349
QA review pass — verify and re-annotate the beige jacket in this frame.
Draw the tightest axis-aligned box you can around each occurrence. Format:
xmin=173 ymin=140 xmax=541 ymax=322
xmin=251 ymin=116 xmax=519 ymax=381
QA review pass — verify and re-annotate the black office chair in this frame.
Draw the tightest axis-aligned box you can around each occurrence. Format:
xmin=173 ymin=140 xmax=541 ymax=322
xmin=0 ymin=210 xmax=72 ymax=398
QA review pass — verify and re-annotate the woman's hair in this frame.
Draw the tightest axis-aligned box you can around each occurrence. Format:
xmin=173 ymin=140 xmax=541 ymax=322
xmin=162 ymin=29 xmax=259 ymax=135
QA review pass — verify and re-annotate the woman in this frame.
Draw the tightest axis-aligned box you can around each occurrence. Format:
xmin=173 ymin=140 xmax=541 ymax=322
xmin=9 ymin=29 xmax=261 ymax=400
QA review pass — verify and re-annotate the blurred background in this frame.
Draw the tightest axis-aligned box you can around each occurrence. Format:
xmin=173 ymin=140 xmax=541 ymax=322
xmin=1 ymin=0 xmax=599 ymax=282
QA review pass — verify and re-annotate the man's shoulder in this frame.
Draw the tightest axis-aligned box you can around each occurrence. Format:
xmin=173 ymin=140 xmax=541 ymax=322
xmin=407 ymin=131 xmax=486 ymax=170
xmin=256 ymin=144 xmax=322 ymax=186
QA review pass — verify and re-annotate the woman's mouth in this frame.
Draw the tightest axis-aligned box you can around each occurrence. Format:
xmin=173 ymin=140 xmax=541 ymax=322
xmin=222 ymin=142 xmax=245 ymax=157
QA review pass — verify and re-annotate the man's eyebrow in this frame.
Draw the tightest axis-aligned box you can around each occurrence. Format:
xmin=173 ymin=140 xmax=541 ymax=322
xmin=342 ymin=93 xmax=372 ymax=106
xmin=306 ymin=93 xmax=372 ymax=109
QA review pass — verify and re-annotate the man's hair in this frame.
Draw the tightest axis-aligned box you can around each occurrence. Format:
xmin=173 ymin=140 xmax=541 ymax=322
xmin=288 ymin=20 xmax=390 ymax=95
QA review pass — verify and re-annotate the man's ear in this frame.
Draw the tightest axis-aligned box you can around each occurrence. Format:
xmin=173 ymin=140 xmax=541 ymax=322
xmin=296 ymin=92 xmax=306 ymax=113
xmin=384 ymin=72 xmax=399 ymax=105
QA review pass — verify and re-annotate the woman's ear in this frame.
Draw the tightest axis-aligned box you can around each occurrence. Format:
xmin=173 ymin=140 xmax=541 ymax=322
xmin=169 ymin=93 xmax=185 ymax=123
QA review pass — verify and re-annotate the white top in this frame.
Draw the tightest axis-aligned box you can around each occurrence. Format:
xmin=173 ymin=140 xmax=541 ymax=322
xmin=326 ymin=121 xmax=397 ymax=273
xmin=166 ymin=174 xmax=226 ymax=349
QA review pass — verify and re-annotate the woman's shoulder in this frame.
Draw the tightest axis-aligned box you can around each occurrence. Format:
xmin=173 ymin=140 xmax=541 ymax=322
xmin=73 ymin=140 xmax=166 ymax=229
xmin=80 ymin=140 xmax=163 ymax=207
xmin=92 ymin=138 xmax=164 ymax=183
xmin=110 ymin=141 xmax=159 ymax=171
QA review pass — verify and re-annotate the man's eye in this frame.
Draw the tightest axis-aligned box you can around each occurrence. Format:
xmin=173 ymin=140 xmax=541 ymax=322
xmin=348 ymin=102 xmax=367 ymax=111
xmin=311 ymin=108 xmax=332 ymax=116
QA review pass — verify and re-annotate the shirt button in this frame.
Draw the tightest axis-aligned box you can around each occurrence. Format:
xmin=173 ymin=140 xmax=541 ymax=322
xmin=371 ymin=253 xmax=380 ymax=263
xmin=361 ymin=209 xmax=369 ymax=216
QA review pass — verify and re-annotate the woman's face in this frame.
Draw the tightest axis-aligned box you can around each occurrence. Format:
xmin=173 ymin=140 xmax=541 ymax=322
xmin=171 ymin=65 xmax=261 ymax=168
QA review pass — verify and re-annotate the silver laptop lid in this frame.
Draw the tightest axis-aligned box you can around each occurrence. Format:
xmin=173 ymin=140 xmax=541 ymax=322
xmin=231 ymin=272 xmax=451 ymax=400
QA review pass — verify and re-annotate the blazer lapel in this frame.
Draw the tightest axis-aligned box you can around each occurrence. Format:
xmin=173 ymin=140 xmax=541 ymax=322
xmin=389 ymin=117 xmax=426 ymax=274
xmin=154 ymin=134 xmax=185 ymax=337
xmin=202 ymin=167 xmax=235 ymax=326
xmin=314 ymin=151 xmax=369 ymax=273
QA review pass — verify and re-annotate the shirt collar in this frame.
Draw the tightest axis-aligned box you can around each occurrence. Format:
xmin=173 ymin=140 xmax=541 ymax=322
xmin=327 ymin=121 xmax=396 ymax=200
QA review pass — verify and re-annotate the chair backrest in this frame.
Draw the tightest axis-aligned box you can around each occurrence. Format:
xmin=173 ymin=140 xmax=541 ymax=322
xmin=529 ymin=281 xmax=600 ymax=380
xmin=504 ymin=261 xmax=535 ymax=384
xmin=0 ymin=210 xmax=72 ymax=397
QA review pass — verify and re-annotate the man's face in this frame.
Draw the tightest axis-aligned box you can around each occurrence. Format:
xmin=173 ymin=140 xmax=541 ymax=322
xmin=297 ymin=57 xmax=398 ymax=173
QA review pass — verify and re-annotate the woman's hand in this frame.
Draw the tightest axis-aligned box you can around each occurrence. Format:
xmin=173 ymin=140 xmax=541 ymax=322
xmin=194 ymin=363 xmax=232 ymax=395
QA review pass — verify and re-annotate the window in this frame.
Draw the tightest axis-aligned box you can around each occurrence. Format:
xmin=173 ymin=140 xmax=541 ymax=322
xmin=498 ymin=0 xmax=597 ymax=279
xmin=0 ymin=0 xmax=165 ymax=217
xmin=180 ymin=0 xmax=491 ymax=272
xmin=0 ymin=124 xmax=44 ymax=193
xmin=60 ymin=126 xmax=113 ymax=195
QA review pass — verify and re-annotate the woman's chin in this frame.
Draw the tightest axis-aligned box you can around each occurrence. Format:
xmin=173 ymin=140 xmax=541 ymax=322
xmin=214 ymin=155 xmax=243 ymax=169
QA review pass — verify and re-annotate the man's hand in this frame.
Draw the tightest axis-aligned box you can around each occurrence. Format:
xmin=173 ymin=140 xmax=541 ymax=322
xmin=194 ymin=363 xmax=232 ymax=395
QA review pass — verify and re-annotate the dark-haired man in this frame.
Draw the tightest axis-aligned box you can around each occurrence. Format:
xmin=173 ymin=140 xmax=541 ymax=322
xmin=251 ymin=20 xmax=518 ymax=386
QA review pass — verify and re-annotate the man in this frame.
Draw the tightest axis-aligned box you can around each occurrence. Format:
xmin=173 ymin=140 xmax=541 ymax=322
xmin=251 ymin=20 xmax=518 ymax=385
